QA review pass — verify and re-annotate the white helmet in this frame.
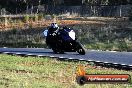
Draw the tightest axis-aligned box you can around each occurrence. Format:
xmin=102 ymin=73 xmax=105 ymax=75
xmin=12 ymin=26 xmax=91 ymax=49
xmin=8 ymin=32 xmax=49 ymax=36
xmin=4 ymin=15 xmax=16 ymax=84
xmin=51 ymin=23 xmax=59 ymax=28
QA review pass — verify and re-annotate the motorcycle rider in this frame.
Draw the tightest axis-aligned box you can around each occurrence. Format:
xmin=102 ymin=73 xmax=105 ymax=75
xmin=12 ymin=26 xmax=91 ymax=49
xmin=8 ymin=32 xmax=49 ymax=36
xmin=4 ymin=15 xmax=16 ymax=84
xmin=48 ymin=23 xmax=59 ymax=36
xmin=46 ymin=23 xmax=59 ymax=47
xmin=44 ymin=24 xmax=85 ymax=55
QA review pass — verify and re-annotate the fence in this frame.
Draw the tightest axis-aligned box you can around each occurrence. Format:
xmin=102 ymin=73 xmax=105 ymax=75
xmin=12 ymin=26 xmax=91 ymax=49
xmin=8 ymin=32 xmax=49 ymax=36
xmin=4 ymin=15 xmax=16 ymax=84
xmin=44 ymin=5 xmax=132 ymax=17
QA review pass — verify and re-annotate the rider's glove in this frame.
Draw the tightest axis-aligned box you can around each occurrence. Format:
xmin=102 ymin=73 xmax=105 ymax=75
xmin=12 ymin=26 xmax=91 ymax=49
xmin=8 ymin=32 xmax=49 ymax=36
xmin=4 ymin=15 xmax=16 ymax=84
xmin=52 ymin=33 xmax=56 ymax=36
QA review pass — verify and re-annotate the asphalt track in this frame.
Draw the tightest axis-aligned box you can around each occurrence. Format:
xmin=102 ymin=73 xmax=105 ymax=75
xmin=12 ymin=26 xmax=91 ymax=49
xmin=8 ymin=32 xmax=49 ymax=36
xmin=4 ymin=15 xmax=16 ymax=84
xmin=0 ymin=48 xmax=132 ymax=69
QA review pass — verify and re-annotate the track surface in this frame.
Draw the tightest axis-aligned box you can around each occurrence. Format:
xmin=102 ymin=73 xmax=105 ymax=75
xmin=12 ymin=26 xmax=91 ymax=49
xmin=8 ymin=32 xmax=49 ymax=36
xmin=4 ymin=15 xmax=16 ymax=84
xmin=0 ymin=48 xmax=132 ymax=66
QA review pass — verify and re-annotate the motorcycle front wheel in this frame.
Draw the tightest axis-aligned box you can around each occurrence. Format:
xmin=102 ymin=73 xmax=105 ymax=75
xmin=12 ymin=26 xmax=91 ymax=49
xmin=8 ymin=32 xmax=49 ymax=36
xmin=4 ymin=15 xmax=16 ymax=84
xmin=76 ymin=42 xmax=86 ymax=55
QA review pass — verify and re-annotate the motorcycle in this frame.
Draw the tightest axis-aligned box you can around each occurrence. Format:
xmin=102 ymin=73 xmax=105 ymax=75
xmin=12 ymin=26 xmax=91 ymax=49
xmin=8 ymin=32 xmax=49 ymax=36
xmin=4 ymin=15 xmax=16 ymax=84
xmin=43 ymin=28 xmax=86 ymax=55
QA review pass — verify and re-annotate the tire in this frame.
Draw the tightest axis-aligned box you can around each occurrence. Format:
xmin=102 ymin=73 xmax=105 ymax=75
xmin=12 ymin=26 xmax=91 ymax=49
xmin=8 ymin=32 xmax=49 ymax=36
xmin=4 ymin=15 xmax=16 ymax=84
xmin=76 ymin=42 xmax=86 ymax=55
xmin=78 ymin=48 xmax=85 ymax=55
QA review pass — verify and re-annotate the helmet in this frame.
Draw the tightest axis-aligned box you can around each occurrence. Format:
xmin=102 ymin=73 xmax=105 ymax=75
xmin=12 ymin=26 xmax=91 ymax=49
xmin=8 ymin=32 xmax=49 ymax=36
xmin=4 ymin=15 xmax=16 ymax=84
xmin=51 ymin=23 xmax=59 ymax=29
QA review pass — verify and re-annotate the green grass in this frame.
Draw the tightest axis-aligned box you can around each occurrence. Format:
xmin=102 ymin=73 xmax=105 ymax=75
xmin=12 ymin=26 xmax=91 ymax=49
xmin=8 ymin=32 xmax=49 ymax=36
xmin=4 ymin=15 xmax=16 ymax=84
xmin=85 ymin=42 xmax=132 ymax=51
xmin=0 ymin=54 xmax=132 ymax=88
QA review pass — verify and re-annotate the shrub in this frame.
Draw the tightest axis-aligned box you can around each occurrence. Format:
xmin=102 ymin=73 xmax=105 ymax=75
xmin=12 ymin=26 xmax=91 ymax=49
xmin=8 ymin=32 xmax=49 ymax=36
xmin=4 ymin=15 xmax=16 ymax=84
xmin=24 ymin=14 xmax=29 ymax=23
xmin=35 ymin=14 xmax=38 ymax=22
xmin=38 ymin=13 xmax=44 ymax=21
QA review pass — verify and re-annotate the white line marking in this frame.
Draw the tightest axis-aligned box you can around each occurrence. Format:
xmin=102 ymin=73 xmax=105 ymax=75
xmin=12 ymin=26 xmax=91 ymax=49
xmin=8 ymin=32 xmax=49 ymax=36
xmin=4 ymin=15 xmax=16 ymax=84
xmin=37 ymin=55 xmax=44 ymax=57
xmin=121 ymin=64 xmax=126 ymax=66
xmin=104 ymin=62 xmax=109 ymax=63
xmin=79 ymin=59 xmax=85 ymax=60
xmin=50 ymin=56 xmax=55 ymax=58
xmin=128 ymin=65 xmax=132 ymax=67
xmin=15 ymin=53 xmax=21 ymax=54
xmin=113 ymin=63 xmax=118 ymax=64
xmin=87 ymin=60 xmax=93 ymax=61
xmin=68 ymin=58 xmax=73 ymax=59
xmin=27 ymin=54 xmax=33 ymax=55
xmin=3 ymin=52 xmax=10 ymax=54
xmin=59 ymin=57 xmax=64 ymax=58
xmin=96 ymin=61 xmax=101 ymax=62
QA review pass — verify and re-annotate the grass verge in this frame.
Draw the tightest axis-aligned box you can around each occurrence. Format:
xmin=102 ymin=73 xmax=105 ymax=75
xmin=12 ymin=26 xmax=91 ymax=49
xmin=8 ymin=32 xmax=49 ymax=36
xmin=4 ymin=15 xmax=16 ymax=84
xmin=0 ymin=54 xmax=132 ymax=88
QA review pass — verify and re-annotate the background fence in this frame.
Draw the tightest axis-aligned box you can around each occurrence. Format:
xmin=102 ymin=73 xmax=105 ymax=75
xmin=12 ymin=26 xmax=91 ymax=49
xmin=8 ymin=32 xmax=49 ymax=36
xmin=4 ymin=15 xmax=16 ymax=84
xmin=43 ymin=5 xmax=132 ymax=17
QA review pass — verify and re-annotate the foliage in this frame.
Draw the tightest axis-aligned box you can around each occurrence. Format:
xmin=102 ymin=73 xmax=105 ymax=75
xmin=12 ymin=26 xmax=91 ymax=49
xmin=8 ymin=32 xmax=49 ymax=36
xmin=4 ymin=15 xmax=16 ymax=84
xmin=38 ymin=13 xmax=44 ymax=20
xmin=34 ymin=14 xmax=38 ymax=22
xmin=0 ymin=0 xmax=131 ymax=14
xmin=23 ymin=14 xmax=29 ymax=23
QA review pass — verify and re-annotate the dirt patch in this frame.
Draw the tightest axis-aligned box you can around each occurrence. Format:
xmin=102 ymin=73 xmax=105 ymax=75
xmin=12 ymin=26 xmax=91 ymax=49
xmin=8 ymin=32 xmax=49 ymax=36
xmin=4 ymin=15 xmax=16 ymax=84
xmin=1 ymin=17 xmax=128 ymax=30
